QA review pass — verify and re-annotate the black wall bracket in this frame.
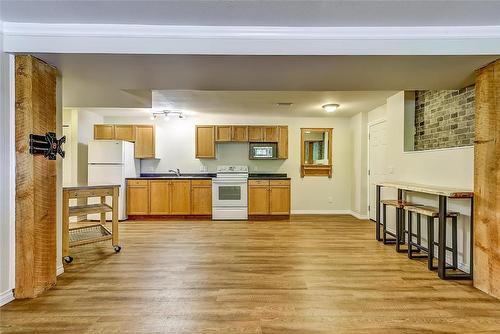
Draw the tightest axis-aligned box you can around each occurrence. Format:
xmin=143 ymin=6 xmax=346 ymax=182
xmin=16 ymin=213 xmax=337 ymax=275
xmin=29 ymin=132 xmax=66 ymax=160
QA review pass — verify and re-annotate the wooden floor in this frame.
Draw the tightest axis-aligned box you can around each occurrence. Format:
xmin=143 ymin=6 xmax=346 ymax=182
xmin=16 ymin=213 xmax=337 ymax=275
xmin=1 ymin=215 xmax=500 ymax=333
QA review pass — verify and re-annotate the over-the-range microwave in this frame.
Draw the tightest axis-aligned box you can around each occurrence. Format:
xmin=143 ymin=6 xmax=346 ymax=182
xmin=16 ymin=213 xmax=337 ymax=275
xmin=249 ymin=143 xmax=278 ymax=160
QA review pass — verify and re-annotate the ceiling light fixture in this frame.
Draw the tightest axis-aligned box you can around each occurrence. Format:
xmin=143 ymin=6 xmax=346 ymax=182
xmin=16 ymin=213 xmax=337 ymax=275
xmin=150 ymin=110 xmax=185 ymax=120
xmin=322 ymin=104 xmax=340 ymax=113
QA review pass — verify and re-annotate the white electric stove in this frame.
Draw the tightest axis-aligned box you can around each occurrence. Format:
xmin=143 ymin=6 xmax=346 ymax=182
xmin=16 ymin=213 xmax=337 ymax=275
xmin=212 ymin=165 xmax=248 ymax=220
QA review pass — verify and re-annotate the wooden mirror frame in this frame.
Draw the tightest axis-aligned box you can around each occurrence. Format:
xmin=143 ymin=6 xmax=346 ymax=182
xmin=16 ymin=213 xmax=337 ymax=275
xmin=300 ymin=128 xmax=333 ymax=178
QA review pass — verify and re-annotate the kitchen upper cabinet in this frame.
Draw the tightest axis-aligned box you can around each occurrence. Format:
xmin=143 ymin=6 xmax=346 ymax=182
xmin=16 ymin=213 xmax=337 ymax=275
xmin=215 ymin=125 xmax=232 ymax=142
xmin=170 ymin=180 xmax=192 ymax=215
xmin=114 ymin=125 xmax=135 ymax=142
xmin=191 ymin=180 xmax=212 ymax=215
xmin=94 ymin=124 xmax=156 ymax=159
xmin=248 ymin=180 xmax=270 ymax=215
xmin=149 ymin=180 xmax=170 ymax=215
xmin=135 ymin=125 xmax=155 ymax=159
xmin=248 ymin=126 xmax=264 ymax=142
xmin=195 ymin=125 xmax=216 ymax=159
xmin=278 ymin=126 xmax=288 ymax=159
xmin=127 ymin=180 xmax=149 ymax=215
xmin=263 ymin=126 xmax=279 ymax=142
xmin=248 ymin=179 xmax=291 ymax=216
xmin=269 ymin=180 xmax=291 ymax=215
xmin=94 ymin=124 xmax=115 ymax=140
xmin=231 ymin=126 xmax=248 ymax=142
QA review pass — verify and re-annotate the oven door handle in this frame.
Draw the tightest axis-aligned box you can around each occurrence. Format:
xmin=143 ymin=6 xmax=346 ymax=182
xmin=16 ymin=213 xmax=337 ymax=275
xmin=212 ymin=179 xmax=248 ymax=184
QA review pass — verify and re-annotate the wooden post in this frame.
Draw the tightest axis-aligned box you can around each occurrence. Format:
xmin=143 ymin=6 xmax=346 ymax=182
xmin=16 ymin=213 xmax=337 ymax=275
xmin=474 ymin=59 xmax=500 ymax=298
xmin=15 ymin=55 xmax=58 ymax=298
xmin=100 ymin=195 xmax=106 ymax=226
xmin=112 ymin=186 xmax=119 ymax=246
xmin=62 ymin=190 xmax=70 ymax=259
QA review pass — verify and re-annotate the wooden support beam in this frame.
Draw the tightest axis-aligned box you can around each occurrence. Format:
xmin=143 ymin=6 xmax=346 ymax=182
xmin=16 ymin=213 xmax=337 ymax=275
xmin=474 ymin=58 xmax=500 ymax=299
xmin=15 ymin=55 xmax=58 ymax=298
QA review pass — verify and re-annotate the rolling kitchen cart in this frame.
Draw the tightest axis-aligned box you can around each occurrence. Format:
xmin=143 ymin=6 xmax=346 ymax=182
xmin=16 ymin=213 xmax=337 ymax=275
xmin=62 ymin=184 xmax=121 ymax=263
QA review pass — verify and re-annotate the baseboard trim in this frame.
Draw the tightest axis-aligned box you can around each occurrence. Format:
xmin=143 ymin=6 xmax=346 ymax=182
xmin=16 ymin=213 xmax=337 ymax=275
xmin=349 ymin=211 xmax=369 ymax=220
xmin=57 ymin=264 xmax=64 ymax=276
xmin=0 ymin=289 xmax=14 ymax=307
xmin=291 ymin=210 xmax=350 ymax=215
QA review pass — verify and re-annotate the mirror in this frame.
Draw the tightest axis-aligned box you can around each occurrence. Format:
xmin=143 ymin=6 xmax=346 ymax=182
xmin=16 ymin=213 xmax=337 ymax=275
xmin=300 ymin=128 xmax=333 ymax=178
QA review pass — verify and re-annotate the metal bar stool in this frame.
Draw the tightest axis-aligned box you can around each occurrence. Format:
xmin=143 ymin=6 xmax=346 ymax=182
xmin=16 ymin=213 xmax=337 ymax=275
xmin=405 ymin=205 xmax=459 ymax=271
xmin=381 ymin=199 xmax=415 ymax=252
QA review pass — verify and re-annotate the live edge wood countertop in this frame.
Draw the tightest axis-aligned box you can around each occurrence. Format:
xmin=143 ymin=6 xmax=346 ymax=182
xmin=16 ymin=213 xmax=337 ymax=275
xmin=378 ymin=181 xmax=473 ymax=198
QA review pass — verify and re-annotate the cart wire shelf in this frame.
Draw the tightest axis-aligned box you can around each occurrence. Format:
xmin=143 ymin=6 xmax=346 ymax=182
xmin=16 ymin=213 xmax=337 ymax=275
xmin=69 ymin=224 xmax=112 ymax=248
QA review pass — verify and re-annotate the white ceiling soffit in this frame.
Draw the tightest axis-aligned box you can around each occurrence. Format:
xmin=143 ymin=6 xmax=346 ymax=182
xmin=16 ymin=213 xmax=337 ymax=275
xmin=4 ymin=23 xmax=500 ymax=55
xmin=35 ymin=54 xmax=498 ymax=108
xmin=2 ymin=0 xmax=500 ymax=27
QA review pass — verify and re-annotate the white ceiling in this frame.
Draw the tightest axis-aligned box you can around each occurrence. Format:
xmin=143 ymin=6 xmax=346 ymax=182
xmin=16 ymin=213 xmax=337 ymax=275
xmin=2 ymin=1 xmax=500 ymax=27
xmin=35 ymin=54 xmax=497 ymax=109
xmin=149 ymin=90 xmax=397 ymax=118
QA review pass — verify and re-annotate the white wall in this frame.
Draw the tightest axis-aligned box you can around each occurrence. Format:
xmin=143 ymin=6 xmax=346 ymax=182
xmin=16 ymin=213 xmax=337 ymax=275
xmin=367 ymin=91 xmax=473 ymax=273
xmin=0 ymin=23 xmax=16 ymax=306
xmin=103 ymin=113 xmax=353 ymax=213
xmin=350 ymin=111 xmax=368 ymax=218
xmin=75 ymin=109 xmax=104 ymax=184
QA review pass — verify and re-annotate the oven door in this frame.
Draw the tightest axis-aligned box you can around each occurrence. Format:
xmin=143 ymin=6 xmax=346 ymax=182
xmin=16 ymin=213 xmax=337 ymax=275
xmin=212 ymin=178 xmax=248 ymax=207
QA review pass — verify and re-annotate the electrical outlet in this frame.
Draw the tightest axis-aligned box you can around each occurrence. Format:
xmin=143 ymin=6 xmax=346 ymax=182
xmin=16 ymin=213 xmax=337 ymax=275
xmin=253 ymin=166 xmax=258 ymax=171
xmin=328 ymin=196 xmax=333 ymax=203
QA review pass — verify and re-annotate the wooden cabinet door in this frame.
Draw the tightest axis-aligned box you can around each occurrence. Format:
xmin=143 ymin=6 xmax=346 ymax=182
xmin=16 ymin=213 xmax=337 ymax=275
xmin=263 ymin=126 xmax=279 ymax=142
xmin=94 ymin=124 xmax=115 ymax=140
xmin=191 ymin=180 xmax=212 ymax=215
xmin=270 ymin=183 xmax=291 ymax=215
xmin=195 ymin=125 xmax=216 ymax=159
xmin=232 ymin=126 xmax=248 ymax=141
xmin=248 ymin=181 xmax=270 ymax=215
xmin=114 ymin=124 xmax=136 ymax=141
xmin=216 ymin=125 xmax=232 ymax=142
xmin=171 ymin=180 xmax=192 ymax=215
xmin=135 ymin=125 xmax=155 ymax=158
xmin=149 ymin=180 xmax=170 ymax=214
xmin=127 ymin=181 xmax=149 ymax=215
xmin=277 ymin=126 xmax=288 ymax=159
xmin=248 ymin=126 xmax=263 ymax=142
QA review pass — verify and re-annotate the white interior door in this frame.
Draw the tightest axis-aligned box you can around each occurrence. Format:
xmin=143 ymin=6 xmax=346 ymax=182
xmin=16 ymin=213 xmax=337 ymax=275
xmin=368 ymin=120 xmax=387 ymax=221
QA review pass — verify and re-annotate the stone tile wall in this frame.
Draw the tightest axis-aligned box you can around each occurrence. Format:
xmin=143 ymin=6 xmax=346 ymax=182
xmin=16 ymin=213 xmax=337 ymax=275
xmin=414 ymin=86 xmax=475 ymax=150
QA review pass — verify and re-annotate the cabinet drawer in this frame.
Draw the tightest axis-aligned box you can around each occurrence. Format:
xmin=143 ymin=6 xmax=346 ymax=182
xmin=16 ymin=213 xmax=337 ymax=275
xmin=128 ymin=179 xmax=148 ymax=186
xmin=191 ymin=179 xmax=212 ymax=186
xmin=248 ymin=180 xmax=270 ymax=186
xmin=270 ymin=180 xmax=290 ymax=186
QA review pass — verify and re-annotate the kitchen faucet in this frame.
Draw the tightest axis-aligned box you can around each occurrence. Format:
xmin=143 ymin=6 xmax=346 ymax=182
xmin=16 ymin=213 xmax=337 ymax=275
xmin=169 ymin=168 xmax=181 ymax=176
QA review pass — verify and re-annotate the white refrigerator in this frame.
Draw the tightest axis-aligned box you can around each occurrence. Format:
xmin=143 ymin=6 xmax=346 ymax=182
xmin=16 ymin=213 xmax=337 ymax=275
xmin=88 ymin=140 xmax=140 ymax=221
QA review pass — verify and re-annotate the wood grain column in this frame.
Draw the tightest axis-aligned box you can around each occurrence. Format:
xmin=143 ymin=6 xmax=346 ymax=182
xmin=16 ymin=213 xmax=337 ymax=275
xmin=474 ymin=59 xmax=500 ymax=299
xmin=15 ymin=55 xmax=58 ymax=298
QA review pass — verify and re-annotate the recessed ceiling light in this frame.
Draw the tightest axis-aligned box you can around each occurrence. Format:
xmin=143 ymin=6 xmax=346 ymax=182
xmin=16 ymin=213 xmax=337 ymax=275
xmin=322 ymin=104 xmax=340 ymax=113
xmin=276 ymin=102 xmax=293 ymax=107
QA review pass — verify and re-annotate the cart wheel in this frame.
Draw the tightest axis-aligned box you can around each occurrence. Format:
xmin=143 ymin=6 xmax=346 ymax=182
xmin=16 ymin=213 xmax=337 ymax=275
xmin=113 ymin=245 xmax=122 ymax=253
xmin=63 ymin=256 xmax=73 ymax=264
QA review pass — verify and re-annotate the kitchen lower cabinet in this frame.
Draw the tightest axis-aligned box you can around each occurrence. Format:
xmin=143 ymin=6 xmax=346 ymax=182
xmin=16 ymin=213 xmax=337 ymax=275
xmin=170 ymin=180 xmax=192 ymax=215
xmin=248 ymin=181 xmax=270 ymax=215
xmin=248 ymin=179 xmax=291 ymax=216
xmin=149 ymin=180 xmax=171 ymax=214
xmin=270 ymin=181 xmax=291 ymax=215
xmin=127 ymin=179 xmax=211 ymax=217
xmin=191 ymin=180 xmax=212 ymax=215
xmin=127 ymin=180 xmax=149 ymax=215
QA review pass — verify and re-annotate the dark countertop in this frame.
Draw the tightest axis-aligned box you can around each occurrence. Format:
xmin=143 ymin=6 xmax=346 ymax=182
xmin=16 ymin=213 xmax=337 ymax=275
xmin=248 ymin=173 xmax=290 ymax=180
xmin=128 ymin=173 xmax=215 ymax=180
xmin=127 ymin=173 xmax=289 ymax=180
